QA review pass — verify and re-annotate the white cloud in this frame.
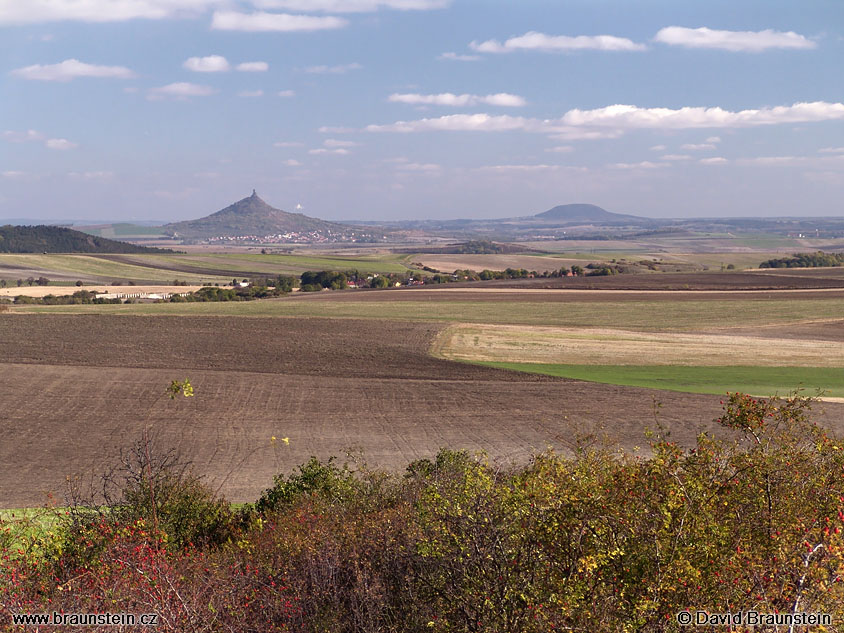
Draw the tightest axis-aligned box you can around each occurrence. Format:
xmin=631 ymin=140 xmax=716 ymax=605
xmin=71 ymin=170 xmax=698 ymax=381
xmin=388 ymin=92 xmax=526 ymax=107
xmin=318 ymin=125 xmax=356 ymax=133
xmin=819 ymin=147 xmax=844 ymax=154
xmin=609 ymin=161 xmax=668 ymax=169
xmin=68 ymin=170 xmax=112 ymax=179
xmin=650 ymin=144 xmax=667 ymax=151
xmin=475 ymin=164 xmax=586 ymax=173
xmin=12 ymin=58 xmax=135 ymax=81
xmin=237 ymin=61 xmax=269 ymax=72
xmin=362 ymin=101 xmax=844 ymax=143
xmin=277 ymin=89 xmax=295 ymax=97
xmin=706 ymin=136 xmax=721 ymax=143
xmin=309 ymin=148 xmax=350 ymax=155
xmin=323 ymin=138 xmax=357 ymax=147
xmin=396 ymin=162 xmax=441 ymax=171
xmin=549 ymin=128 xmax=624 ymax=140
xmin=545 ymin=145 xmax=573 ymax=153
xmin=1 ymin=170 xmax=27 ymax=179
xmin=148 ymin=82 xmax=215 ymax=99
xmin=366 ymin=113 xmax=535 ymax=133
xmin=2 ymin=129 xmax=45 ymax=143
xmin=211 ymin=11 xmax=346 ymax=31
xmin=681 ymin=143 xmax=717 ymax=150
xmin=183 ymin=55 xmax=229 ymax=72
xmin=251 ymin=0 xmax=449 ymax=11
xmin=283 ymin=159 xmax=301 ymax=166
xmin=304 ymin=62 xmax=361 ymax=74
xmin=438 ymin=52 xmax=481 ymax=62
xmin=238 ymin=89 xmax=264 ymax=97
xmin=661 ymin=154 xmax=693 ymax=161
xmin=654 ymin=26 xmax=816 ymax=52
xmin=560 ymin=102 xmax=844 ymax=129
xmin=470 ymin=31 xmax=646 ymax=53
xmin=700 ymin=157 xmax=728 ymax=165
xmin=0 ymin=0 xmax=223 ymax=24
xmin=3 ymin=129 xmax=79 ymax=151
xmin=274 ymin=141 xmax=303 ymax=147
xmin=45 ymin=138 xmax=77 ymax=150
xmin=738 ymin=156 xmax=808 ymax=166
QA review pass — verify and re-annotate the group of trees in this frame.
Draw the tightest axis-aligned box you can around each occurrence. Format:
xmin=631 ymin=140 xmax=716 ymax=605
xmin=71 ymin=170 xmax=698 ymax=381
xmin=760 ymin=251 xmax=844 ymax=268
xmin=0 ymin=277 xmax=50 ymax=288
xmin=300 ymin=270 xmax=355 ymax=291
xmin=11 ymin=290 xmax=122 ymax=305
xmin=4 ymin=393 xmax=844 ymax=631
xmin=297 ymin=264 xmax=597 ymax=292
xmin=175 ymin=275 xmax=298 ymax=302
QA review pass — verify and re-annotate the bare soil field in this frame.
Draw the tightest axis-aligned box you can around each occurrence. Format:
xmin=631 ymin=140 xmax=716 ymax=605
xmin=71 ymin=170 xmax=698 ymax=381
xmin=476 ymin=270 xmax=844 ymax=291
xmin=704 ymin=320 xmax=844 ymax=342
xmin=293 ymin=285 xmax=844 ymax=305
xmin=6 ymin=314 xmax=835 ymax=508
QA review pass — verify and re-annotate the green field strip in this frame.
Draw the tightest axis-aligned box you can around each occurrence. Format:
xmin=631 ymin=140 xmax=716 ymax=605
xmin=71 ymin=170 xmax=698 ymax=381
xmin=214 ymin=252 xmax=412 ymax=273
xmin=474 ymin=362 xmax=842 ymax=397
xmin=0 ymin=254 xmax=227 ymax=282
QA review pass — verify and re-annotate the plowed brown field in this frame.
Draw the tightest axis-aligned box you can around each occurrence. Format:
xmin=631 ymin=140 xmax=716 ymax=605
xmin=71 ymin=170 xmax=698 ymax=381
xmin=3 ymin=315 xmax=844 ymax=508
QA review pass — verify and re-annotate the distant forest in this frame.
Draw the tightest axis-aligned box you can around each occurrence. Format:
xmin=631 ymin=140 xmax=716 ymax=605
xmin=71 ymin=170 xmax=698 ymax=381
xmin=759 ymin=251 xmax=844 ymax=268
xmin=0 ymin=225 xmax=172 ymax=254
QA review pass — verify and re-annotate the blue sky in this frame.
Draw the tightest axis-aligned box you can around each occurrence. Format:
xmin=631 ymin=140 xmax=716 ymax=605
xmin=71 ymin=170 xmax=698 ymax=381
xmin=1 ymin=0 xmax=843 ymax=222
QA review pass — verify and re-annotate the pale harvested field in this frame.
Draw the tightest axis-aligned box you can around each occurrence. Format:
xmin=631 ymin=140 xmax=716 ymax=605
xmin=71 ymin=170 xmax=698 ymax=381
xmin=0 ymin=285 xmax=203 ymax=298
xmin=435 ymin=323 xmax=844 ymax=367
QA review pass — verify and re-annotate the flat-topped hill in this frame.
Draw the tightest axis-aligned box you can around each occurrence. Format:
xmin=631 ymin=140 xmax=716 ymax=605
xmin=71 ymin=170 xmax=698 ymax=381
xmin=533 ymin=203 xmax=645 ymax=224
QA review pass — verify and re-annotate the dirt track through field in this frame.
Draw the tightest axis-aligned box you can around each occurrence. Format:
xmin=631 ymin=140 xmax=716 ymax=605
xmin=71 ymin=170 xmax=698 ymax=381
xmin=3 ymin=315 xmax=844 ymax=507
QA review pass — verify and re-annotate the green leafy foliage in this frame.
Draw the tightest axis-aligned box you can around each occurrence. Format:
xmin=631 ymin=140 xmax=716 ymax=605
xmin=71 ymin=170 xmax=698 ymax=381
xmin=254 ymin=457 xmax=362 ymax=513
xmin=760 ymin=250 xmax=844 ymax=268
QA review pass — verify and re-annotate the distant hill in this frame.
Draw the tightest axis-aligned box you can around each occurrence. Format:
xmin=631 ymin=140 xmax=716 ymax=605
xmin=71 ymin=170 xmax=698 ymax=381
xmin=0 ymin=225 xmax=173 ymax=254
xmin=533 ymin=203 xmax=645 ymax=224
xmin=164 ymin=191 xmax=382 ymax=241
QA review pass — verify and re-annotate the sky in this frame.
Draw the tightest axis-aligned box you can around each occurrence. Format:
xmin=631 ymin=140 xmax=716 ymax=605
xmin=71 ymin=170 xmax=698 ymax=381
xmin=1 ymin=0 xmax=843 ymax=223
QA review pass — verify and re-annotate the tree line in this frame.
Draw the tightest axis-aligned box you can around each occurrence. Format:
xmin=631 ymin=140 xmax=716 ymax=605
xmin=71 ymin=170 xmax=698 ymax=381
xmin=759 ymin=251 xmax=844 ymax=268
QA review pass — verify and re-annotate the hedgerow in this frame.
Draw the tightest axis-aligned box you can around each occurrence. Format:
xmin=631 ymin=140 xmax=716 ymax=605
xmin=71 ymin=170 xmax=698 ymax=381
xmin=2 ymin=393 xmax=844 ymax=631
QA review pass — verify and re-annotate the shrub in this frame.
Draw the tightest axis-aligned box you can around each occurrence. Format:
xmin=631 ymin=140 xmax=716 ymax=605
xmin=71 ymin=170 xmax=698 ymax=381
xmin=255 ymin=457 xmax=361 ymax=514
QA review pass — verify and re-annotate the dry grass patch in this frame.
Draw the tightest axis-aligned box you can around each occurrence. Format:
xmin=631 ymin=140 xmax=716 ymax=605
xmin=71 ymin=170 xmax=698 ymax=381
xmin=434 ymin=323 xmax=844 ymax=367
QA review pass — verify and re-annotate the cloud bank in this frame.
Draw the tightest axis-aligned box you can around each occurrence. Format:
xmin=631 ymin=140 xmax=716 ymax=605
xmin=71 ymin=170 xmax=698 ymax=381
xmin=388 ymin=92 xmax=526 ymax=107
xmin=211 ymin=11 xmax=347 ymax=32
xmin=470 ymin=31 xmax=646 ymax=53
xmin=251 ymin=0 xmax=449 ymax=12
xmin=12 ymin=59 xmax=135 ymax=81
xmin=0 ymin=0 xmax=222 ymax=24
xmin=183 ymin=55 xmax=230 ymax=72
xmin=654 ymin=26 xmax=816 ymax=52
